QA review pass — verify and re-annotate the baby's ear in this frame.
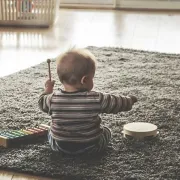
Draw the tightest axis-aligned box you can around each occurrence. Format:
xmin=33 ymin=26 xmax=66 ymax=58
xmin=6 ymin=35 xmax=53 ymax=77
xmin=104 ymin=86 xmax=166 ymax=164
xmin=81 ymin=75 xmax=88 ymax=84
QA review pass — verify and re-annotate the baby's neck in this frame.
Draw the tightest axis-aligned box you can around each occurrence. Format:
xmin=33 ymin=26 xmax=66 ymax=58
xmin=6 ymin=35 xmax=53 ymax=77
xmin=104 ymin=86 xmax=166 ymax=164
xmin=63 ymin=83 xmax=82 ymax=92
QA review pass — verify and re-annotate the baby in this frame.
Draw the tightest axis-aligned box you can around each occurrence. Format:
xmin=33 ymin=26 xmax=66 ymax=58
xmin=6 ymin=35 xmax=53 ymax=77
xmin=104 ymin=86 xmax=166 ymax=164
xmin=38 ymin=48 xmax=137 ymax=155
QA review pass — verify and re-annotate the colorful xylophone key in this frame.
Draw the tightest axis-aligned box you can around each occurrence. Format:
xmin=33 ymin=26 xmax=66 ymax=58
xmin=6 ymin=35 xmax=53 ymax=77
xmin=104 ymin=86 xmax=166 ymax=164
xmin=0 ymin=124 xmax=50 ymax=148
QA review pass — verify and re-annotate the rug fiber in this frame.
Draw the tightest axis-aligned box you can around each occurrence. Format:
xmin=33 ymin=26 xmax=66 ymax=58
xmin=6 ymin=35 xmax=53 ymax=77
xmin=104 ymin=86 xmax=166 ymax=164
xmin=0 ymin=47 xmax=180 ymax=180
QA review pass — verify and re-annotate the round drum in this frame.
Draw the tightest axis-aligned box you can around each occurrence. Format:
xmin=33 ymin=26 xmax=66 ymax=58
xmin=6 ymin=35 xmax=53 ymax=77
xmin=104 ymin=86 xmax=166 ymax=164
xmin=122 ymin=122 xmax=159 ymax=139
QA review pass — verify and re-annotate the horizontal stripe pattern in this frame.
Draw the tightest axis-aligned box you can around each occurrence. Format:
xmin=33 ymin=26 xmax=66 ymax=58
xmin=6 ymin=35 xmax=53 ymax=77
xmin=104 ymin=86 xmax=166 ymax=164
xmin=38 ymin=93 xmax=53 ymax=114
xmin=38 ymin=90 xmax=133 ymax=143
xmin=99 ymin=93 xmax=133 ymax=113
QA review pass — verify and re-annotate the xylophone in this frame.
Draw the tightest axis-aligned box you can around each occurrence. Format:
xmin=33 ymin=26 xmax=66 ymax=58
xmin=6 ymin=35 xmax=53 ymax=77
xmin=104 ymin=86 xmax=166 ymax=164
xmin=0 ymin=124 xmax=50 ymax=148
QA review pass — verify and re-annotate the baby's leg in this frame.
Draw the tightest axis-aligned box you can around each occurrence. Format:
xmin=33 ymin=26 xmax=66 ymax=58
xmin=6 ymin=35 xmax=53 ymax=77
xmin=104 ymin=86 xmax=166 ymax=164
xmin=48 ymin=131 xmax=61 ymax=151
xmin=48 ymin=128 xmax=111 ymax=154
xmin=89 ymin=126 xmax=111 ymax=154
xmin=48 ymin=132 xmax=95 ymax=154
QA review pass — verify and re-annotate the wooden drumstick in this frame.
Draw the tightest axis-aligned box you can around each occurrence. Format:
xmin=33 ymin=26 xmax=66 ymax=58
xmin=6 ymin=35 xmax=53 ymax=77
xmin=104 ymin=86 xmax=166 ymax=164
xmin=47 ymin=59 xmax=51 ymax=81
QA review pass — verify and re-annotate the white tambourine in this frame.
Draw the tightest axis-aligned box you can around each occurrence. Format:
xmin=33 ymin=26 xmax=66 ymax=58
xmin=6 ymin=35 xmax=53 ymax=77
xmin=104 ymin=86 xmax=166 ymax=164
xmin=122 ymin=122 xmax=159 ymax=139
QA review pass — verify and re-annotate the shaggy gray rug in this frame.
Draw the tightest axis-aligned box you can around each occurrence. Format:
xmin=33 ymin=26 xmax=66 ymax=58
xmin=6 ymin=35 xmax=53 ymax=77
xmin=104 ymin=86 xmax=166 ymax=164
xmin=0 ymin=47 xmax=180 ymax=180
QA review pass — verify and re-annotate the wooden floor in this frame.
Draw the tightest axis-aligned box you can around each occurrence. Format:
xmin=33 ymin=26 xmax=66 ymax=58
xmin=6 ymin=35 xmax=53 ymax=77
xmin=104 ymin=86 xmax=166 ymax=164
xmin=0 ymin=170 xmax=57 ymax=180
xmin=0 ymin=8 xmax=180 ymax=179
xmin=0 ymin=9 xmax=180 ymax=77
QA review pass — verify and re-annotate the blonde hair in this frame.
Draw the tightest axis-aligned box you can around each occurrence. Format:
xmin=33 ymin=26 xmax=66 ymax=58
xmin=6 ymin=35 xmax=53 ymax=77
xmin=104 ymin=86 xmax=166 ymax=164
xmin=56 ymin=48 xmax=96 ymax=85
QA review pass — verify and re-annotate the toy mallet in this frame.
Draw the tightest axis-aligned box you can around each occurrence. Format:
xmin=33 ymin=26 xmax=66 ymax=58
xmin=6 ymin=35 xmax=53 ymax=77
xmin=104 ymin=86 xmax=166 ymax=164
xmin=47 ymin=59 xmax=51 ymax=81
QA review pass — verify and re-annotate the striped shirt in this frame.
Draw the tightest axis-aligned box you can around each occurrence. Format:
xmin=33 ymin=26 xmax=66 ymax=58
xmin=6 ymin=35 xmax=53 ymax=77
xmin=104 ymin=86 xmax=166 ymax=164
xmin=38 ymin=89 xmax=134 ymax=143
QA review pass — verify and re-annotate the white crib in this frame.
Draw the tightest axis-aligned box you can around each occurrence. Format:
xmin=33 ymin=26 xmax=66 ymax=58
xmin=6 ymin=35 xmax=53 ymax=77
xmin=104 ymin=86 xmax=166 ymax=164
xmin=0 ymin=0 xmax=60 ymax=27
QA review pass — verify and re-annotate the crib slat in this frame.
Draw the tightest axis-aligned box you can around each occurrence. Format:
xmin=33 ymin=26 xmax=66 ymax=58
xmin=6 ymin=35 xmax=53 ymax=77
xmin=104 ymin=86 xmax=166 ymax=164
xmin=45 ymin=0 xmax=46 ymax=21
xmin=12 ymin=0 xmax=14 ymax=20
xmin=16 ymin=0 xmax=18 ymax=20
xmin=0 ymin=0 xmax=59 ymax=27
xmin=4 ymin=0 xmax=7 ymax=20
xmin=0 ymin=0 xmax=3 ymax=20
xmin=48 ymin=0 xmax=50 ymax=22
xmin=9 ymin=0 xmax=11 ymax=20
xmin=41 ymin=0 xmax=43 ymax=21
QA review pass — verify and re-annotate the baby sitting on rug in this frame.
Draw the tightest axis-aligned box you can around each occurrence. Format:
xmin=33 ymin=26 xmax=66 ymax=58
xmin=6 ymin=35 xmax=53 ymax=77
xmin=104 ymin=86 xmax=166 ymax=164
xmin=38 ymin=48 xmax=137 ymax=155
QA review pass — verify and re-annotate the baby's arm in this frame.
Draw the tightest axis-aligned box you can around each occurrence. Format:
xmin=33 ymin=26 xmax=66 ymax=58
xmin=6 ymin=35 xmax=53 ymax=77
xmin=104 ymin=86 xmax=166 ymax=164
xmin=38 ymin=79 xmax=55 ymax=114
xmin=99 ymin=93 xmax=137 ymax=114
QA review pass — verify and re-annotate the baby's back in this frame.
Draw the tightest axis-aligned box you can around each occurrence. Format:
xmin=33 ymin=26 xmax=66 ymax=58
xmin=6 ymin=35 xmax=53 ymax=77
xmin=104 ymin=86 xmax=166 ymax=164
xmin=50 ymin=90 xmax=103 ymax=143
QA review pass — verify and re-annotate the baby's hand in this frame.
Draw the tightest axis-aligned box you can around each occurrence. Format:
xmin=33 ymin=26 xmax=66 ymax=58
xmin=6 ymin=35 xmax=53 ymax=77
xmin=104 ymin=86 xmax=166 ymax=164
xmin=45 ymin=79 xmax=55 ymax=93
xmin=129 ymin=95 xmax=137 ymax=104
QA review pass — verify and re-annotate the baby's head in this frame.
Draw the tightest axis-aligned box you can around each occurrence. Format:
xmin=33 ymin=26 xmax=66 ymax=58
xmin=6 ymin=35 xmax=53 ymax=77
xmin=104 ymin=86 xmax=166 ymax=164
xmin=56 ymin=48 xmax=96 ymax=91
